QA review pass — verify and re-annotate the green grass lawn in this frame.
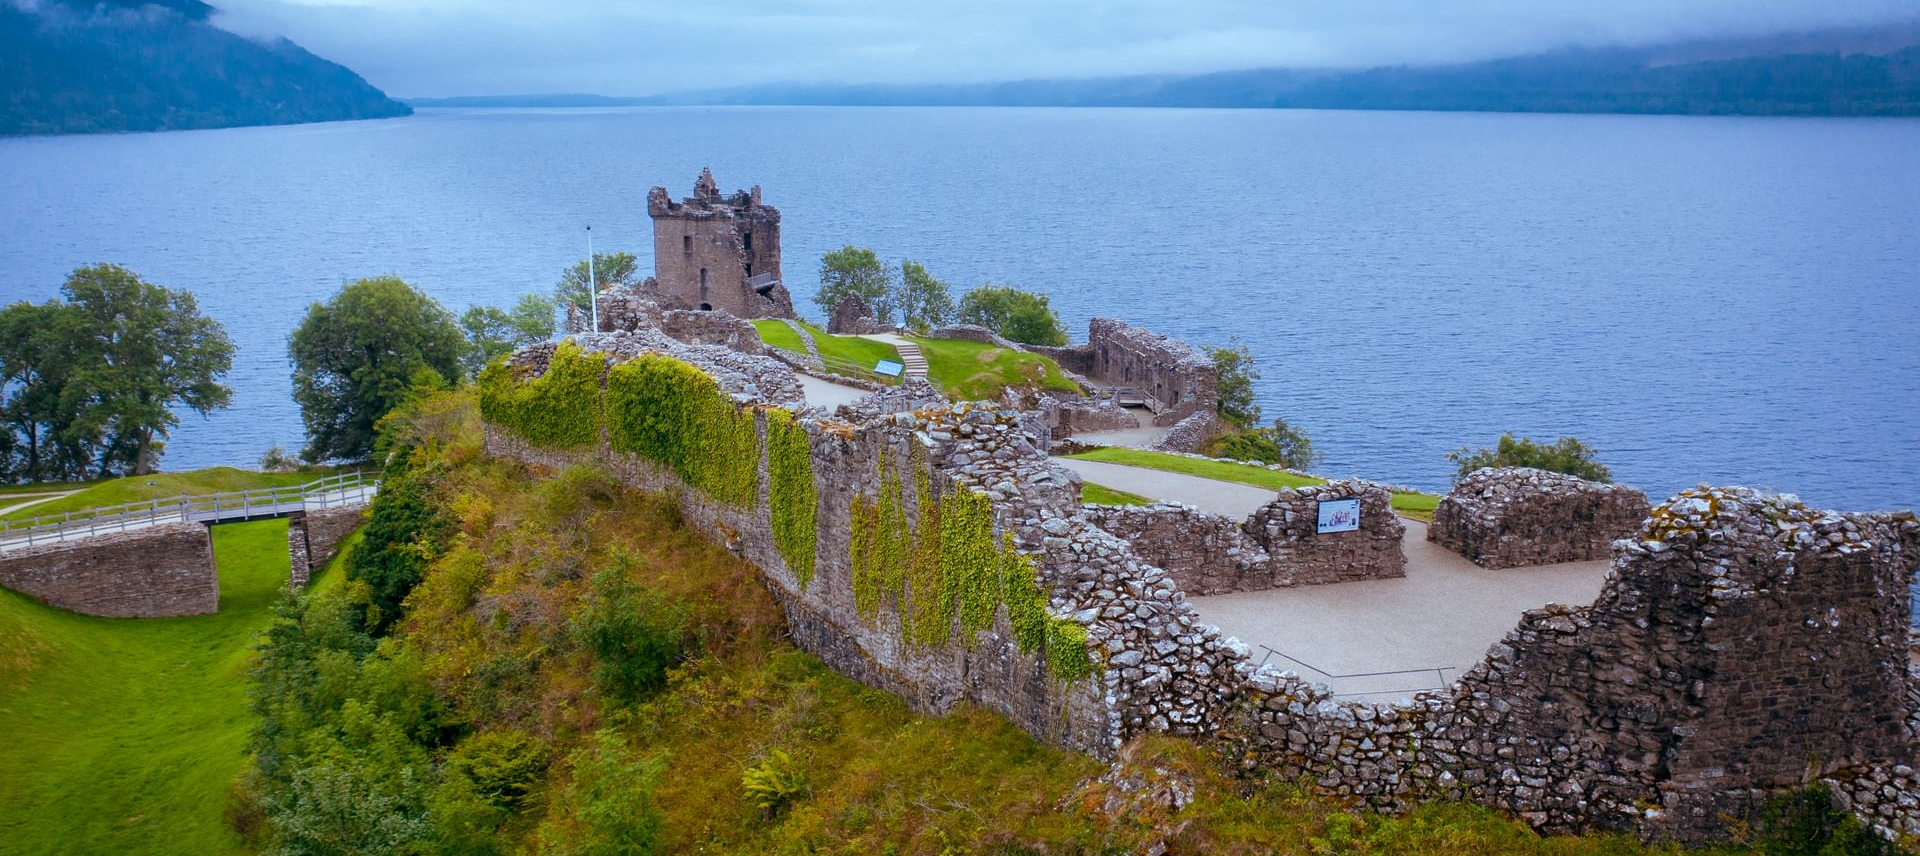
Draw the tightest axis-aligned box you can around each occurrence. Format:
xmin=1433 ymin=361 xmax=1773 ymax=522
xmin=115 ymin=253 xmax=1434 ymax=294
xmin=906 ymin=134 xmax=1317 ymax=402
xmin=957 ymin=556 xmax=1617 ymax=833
xmin=1067 ymin=447 xmax=1441 ymax=520
xmin=1082 ymin=482 xmax=1153 ymax=506
xmin=748 ymin=318 xmax=808 ymax=354
xmin=1 ymin=468 xmax=335 ymax=522
xmin=0 ymin=519 xmax=357 ymax=856
xmin=909 ymin=336 xmax=1082 ymax=401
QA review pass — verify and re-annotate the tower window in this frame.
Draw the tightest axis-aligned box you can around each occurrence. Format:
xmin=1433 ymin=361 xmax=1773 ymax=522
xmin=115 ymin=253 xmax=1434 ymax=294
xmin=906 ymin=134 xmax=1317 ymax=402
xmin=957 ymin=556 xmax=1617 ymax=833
xmin=683 ymin=235 xmax=692 ymax=254
xmin=742 ymin=231 xmax=753 ymax=253
xmin=699 ymin=268 xmax=709 ymax=287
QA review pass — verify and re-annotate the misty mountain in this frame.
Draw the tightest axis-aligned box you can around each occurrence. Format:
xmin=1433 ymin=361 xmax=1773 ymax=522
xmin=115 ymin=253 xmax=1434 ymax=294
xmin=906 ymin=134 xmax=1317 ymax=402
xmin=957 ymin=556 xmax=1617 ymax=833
xmin=2 ymin=0 xmax=410 ymax=136
xmin=420 ymin=23 xmax=1920 ymax=118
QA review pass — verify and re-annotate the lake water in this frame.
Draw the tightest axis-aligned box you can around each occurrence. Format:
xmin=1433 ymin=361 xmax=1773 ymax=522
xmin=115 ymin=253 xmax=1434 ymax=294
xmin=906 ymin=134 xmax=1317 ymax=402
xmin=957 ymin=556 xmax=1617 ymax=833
xmin=1 ymin=106 xmax=1917 ymax=512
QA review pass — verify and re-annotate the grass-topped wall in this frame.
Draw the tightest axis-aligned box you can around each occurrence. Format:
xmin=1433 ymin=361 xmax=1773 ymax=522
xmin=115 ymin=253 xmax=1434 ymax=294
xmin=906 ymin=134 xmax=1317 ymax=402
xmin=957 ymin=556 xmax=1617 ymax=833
xmin=476 ymin=342 xmax=605 ymax=450
xmin=767 ymin=410 xmax=817 ymax=587
xmin=850 ymin=450 xmax=1095 ymax=683
xmin=605 ymin=354 xmax=760 ymax=508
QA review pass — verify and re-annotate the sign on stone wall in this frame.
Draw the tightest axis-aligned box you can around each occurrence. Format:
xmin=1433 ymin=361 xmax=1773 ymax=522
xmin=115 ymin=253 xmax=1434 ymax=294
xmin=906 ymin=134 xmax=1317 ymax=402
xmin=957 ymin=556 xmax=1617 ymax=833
xmin=1317 ymin=498 xmax=1361 ymax=534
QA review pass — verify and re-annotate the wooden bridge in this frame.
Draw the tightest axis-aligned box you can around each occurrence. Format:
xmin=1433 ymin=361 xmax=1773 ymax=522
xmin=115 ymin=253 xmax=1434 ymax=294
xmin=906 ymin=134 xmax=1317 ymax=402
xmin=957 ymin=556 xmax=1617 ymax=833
xmin=0 ymin=471 xmax=378 ymax=553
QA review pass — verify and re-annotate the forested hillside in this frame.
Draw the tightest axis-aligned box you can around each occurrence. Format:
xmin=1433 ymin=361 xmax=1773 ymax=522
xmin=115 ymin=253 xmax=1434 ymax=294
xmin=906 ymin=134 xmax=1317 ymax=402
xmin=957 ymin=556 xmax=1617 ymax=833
xmin=0 ymin=0 xmax=409 ymax=136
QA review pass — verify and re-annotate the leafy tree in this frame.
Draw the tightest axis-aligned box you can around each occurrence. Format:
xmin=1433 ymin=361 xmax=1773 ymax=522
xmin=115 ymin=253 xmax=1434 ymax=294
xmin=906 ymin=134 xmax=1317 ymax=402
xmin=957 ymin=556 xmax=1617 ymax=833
xmin=1448 ymin=433 xmax=1613 ymax=482
xmin=815 ymin=246 xmax=894 ymax=324
xmin=956 ymin=283 xmax=1067 ymax=346
xmin=1208 ymin=417 xmax=1321 ymax=471
xmin=0 ymin=264 xmax=232 ymax=480
xmin=1206 ymin=341 xmax=1261 ymax=430
xmin=59 ymin=264 xmax=235 ymax=474
xmin=894 ymin=261 xmax=954 ymax=333
xmin=554 ymin=252 xmax=639 ymax=316
xmin=460 ymin=294 xmax=556 ymax=377
xmin=0 ymin=300 xmax=82 ymax=480
xmin=289 ymin=276 xmax=464 ymax=463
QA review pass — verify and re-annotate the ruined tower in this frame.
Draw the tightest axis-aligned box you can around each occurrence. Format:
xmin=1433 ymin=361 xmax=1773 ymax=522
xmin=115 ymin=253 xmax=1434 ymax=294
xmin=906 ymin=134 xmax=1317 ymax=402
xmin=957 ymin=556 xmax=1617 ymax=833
xmin=646 ymin=168 xmax=794 ymax=319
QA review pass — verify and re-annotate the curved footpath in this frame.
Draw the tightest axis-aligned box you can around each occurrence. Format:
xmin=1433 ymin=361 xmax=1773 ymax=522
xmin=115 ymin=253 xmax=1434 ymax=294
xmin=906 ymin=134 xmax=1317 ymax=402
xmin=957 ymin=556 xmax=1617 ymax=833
xmin=1054 ymin=455 xmax=1611 ymax=701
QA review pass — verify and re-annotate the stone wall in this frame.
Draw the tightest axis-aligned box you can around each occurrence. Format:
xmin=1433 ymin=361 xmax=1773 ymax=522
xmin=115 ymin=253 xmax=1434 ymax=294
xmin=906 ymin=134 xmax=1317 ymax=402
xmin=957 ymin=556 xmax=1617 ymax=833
xmin=0 ymin=522 xmax=216 ymax=617
xmin=928 ymin=323 xmax=1021 ymax=350
xmin=287 ymin=507 xmax=365 ymax=586
xmin=1148 ymin=408 xmax=1222 ymax=455
xmin=485 ymin=313 xmax=1920 ymax=842
xmin=1223 ymin=488 xmax=1920 ymax=843
xmin=1430 ymin=467 xmax=1652 ymax=569
xmin=1087 ymin=480 xmax=1405 ymax=595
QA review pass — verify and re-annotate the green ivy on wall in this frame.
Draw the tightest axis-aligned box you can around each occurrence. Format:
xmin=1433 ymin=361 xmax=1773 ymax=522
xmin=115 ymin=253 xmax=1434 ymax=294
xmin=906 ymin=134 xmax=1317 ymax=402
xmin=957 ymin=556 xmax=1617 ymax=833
xmin=604 ymin=353 xmax=758 ymax=507
xmin=475 ymin=342 xmax=605 ymax=450
xmin=849 ymin=448 xmax=1096 ymax=684
xmin=767 ymin=410 xmax=818 ymax=588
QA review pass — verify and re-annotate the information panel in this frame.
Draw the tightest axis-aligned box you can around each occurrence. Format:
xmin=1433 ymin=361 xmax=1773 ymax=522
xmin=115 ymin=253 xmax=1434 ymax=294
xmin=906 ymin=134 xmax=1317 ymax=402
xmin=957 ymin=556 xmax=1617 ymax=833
xmin=1316 ymin=498 xmax=1361 ymax=534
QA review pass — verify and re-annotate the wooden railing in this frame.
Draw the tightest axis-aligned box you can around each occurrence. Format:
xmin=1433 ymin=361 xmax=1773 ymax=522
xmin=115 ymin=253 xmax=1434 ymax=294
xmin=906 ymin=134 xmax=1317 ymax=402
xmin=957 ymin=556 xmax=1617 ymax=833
xmin=0 ymin=471 xmax=378 ymax=550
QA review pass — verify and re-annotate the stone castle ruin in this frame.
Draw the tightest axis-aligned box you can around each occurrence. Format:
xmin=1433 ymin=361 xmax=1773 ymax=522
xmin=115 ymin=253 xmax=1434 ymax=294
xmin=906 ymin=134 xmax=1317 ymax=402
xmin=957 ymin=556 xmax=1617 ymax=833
xmin=1431 ymin=467 xmax=1652 ymax=569
xmin=491 ymin=174 xmax=1920 ymax=844
xmin=644 ymin=169 xmax=795 ymax=319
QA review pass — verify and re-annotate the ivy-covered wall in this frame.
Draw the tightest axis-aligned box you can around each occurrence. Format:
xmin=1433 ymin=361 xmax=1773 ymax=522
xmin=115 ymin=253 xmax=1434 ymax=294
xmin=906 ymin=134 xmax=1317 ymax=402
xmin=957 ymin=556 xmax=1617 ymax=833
xmin=477 ymin=342 xmax=605 ymax=450
xmin=850 ymin=451 xmax=1094 ymax=683
xmin=479 ymin=344 xmax=1110 ymax=752
xmin=605 ymin=354 xmax=759 ymax=508
xmin=767 ymin=410 xmax=817 ymax=587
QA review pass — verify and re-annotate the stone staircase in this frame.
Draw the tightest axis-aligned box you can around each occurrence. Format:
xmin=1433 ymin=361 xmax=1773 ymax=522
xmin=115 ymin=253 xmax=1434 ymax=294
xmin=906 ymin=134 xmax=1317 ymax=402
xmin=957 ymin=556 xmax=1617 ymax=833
xmin=892 ymin=339 xmax=930 ymax=380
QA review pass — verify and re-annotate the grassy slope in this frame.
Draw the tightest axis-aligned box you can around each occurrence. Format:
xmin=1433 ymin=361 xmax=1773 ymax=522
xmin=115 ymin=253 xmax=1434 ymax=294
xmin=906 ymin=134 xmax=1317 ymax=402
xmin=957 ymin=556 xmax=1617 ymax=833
xmin=1083 ymin=482 xmax=1153 ymax=506
xmin=909 ymin=336 xmax=1082 ymax=401
xmin=749 ymin=317 xmax=808 ymax=353
xmin=1069 ymin=447 xmax=1442 ymax=520
xmin=375 ymin=419 xmax=1705 ymax=855
xmin=0 ymin=520 xmax=355 ymax=856
xmin=1 ymin=468 xmax=332 ymax=522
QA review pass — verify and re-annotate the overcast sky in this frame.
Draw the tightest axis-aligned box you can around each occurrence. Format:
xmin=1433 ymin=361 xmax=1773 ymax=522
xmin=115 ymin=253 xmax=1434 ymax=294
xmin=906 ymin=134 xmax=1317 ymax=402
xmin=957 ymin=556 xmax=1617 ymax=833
xmin=209 ymin=0 xmax=1920 ymax=97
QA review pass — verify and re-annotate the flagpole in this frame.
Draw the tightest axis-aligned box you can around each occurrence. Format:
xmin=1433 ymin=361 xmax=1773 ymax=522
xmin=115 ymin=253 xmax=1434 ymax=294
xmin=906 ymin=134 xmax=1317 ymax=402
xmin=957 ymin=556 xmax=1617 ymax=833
xmin=586 ymin=225 xmax=597 ymax=333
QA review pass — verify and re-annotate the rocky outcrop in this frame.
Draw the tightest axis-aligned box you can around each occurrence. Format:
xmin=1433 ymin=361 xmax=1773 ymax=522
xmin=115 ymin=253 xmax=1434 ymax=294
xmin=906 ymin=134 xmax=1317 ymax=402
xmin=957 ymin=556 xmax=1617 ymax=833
xmin=1429 ymin=467 xmax=1651 ymax=569
xmin=828 ymin=295 xmax=882 ymax=334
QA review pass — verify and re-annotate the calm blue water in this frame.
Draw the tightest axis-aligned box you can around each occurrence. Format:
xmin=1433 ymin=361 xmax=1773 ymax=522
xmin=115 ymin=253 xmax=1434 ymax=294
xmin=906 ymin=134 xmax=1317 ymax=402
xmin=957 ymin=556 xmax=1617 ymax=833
xmin=2 ymin=107 xmax=1917 ymax=512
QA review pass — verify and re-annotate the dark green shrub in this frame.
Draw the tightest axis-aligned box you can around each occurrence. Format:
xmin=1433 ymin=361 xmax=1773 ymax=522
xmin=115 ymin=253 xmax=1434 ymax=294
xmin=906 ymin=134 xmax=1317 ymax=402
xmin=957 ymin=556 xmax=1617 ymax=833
xmin=348 ymin=445 xmax=452 ymax=634
xmin=1207 ymin=416 xmax=1320 ymax=470
xmin=1447 ymin=433 xmax=1613 ymax=482
xmin=540 ymin=730 xmax=665 ymax=856
xmin=572 ymin=560 xmax=689 ymax=705
xmin=1751 ymin=785 xmax=1897 ymax=856
xmin=1205 ymin=340 xmax=1261 ymax=430
xmin=445 ymin=729 xmax=548 ymax=809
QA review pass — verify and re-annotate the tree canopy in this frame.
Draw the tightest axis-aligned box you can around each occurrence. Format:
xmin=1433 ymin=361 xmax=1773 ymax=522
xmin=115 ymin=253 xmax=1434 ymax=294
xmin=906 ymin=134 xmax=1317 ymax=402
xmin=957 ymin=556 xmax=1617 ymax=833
xmin=554 ymin=252 xmax=639 ymax=316
xmin=815 ymin=246 xmax=894 ymax=324
xmin=0 ymin=264 xmax=233 ymax=480
xmin=896 ymin=261 xmax=954 ymax=333
xmin=460 ymin=294 xmax=555 ymax=377
xmin=1448 ymin=433 xmax=1614 ymax=483
xmin=289 ymin=276 xmax=464 ymax=463
xmin=1206 ymin=341 xmax=1261 ymax=430
xmin=956 ymin=284 xmax=1067 ymax=346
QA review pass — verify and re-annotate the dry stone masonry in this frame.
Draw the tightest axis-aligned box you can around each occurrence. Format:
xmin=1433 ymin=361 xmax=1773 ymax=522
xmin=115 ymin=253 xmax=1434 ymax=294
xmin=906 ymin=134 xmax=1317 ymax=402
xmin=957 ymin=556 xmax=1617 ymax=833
xmin=1430 ymin=467 xmax=1653 ymax=569
xmin=1087 ymin=480 xmax=1406 ymax=595
xmin=287 ymin=507 xmax=365 ymax=586
xmin=0 ymin=522 xmax=217 ymax=617
xmin=482 ymin=284 xmax=1918 ymax=843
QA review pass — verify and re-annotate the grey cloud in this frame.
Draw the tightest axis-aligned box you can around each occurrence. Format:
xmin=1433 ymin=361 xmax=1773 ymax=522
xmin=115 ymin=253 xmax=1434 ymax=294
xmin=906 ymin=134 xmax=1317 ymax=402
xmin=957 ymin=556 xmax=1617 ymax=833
xmin=210 ymin=0 xmax=1920 ymax=97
